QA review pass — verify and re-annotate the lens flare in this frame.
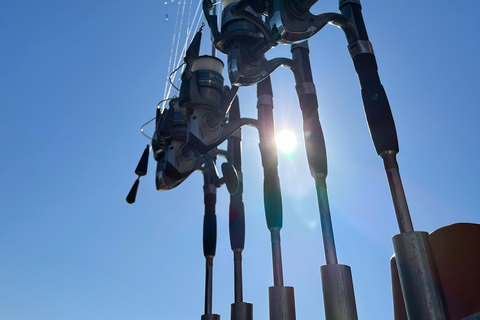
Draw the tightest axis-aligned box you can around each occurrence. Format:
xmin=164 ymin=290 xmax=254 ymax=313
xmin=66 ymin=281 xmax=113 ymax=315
xmin=276 ymin=129 xmax=297 ymax=156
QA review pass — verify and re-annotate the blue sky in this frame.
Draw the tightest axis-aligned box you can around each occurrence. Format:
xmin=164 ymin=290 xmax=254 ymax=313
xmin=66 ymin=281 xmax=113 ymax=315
xmin=1 ymin=0 xmax=479 ymax=319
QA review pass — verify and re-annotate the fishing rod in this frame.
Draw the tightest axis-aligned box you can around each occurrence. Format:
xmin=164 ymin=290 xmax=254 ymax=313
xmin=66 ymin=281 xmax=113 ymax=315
xmin=256 ymin=76 xmax=296 ymax=320
xmin=228 ymin=96 xmax=254 ymax=320
xmin=334 ymin=1 xmax=449 ymax=318
xmin=291 ymin=40 xmax=358 ymax=319
xmin=202 ymin=164 xmax=220 ymax=320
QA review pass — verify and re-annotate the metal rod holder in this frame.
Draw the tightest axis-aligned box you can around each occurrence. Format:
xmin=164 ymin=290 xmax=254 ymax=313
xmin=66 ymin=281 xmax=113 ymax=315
xmin=231 ymin=302 xmax=253 ymax=320
xmin=320 ymin=264 xmax=358 ymax=320
xmin=268 ymin=286 xmax=296 ymax=320
xmin=393 ymin=232 xmax=449 ymax=320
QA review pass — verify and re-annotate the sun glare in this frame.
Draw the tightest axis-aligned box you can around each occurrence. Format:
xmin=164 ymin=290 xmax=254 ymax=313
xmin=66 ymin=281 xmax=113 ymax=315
xmin=276 ymin=129 xmax=297 ymax=154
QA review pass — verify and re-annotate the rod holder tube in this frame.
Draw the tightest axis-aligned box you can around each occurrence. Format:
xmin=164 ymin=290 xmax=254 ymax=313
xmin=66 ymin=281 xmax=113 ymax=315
xmin=268 ymin=286 xmax=296 ymax=320
xmin=202 ymin=314 xmax=221 ymax=320
xmin=320 ymin=264 xmax=358 ymax=320
xmin=392 ymin=232 xmax=449 ymax=320
xmin=231 ymin=302 xmax=253 ymax=320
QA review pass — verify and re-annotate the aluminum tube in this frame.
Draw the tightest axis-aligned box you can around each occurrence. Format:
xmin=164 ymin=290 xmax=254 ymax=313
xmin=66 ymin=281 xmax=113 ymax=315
xmin=202 ymin=314 xmax=221 ymax=320
xmin=231 ymin=302 xmax=253 ymax=320
xmin=392 ymin=232 xmax=449 ymax=320
xmin=320 ymin=264 xmax=358 ymax=320
xmin=269 ymin=286 xmax=296 ymax=320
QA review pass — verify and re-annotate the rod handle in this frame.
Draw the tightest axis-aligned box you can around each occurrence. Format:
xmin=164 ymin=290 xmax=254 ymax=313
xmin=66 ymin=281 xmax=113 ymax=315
xmin=229 ymin=199 xmax=245 ymax=250
xmin=263 ymin=174 xmax=283 ymax=229
xmin=352 ymin=53 xmax=399 ymax=154
xmin=203 ymin=192 xmax=217 ymax=257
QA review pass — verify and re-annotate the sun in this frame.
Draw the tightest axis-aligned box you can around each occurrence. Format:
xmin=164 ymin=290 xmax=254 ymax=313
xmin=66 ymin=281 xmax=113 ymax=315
xmin=275 ymin=129 xmax=297 ymax=154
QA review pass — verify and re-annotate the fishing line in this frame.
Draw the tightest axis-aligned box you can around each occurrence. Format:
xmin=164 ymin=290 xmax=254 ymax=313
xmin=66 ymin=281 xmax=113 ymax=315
xmin=162 ymin=0 xmax=184 ymax=106
xmin=140 ymin=98 xmax=174 ymax=139
xmin=163 ymin=0 xmax=203 ymax=106
xmin=170 ymin=0 xmax=188 ymax=85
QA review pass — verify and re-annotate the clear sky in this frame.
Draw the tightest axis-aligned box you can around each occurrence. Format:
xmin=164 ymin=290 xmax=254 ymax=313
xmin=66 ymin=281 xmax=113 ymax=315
xmin=1 ymin=0 xmax=479 ymax=319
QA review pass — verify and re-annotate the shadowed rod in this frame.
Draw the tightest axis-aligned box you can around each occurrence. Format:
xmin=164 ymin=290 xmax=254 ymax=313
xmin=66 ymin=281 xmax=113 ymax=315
xmin=291 ymin=41 xmax=358 ymax=320
xmin=257 ymin=76 xmax=296 ymax=320
xmin=228 ymin=96 xmax=253 ymax=320
xmin=202 ymin=167 xmax=220 ymax=320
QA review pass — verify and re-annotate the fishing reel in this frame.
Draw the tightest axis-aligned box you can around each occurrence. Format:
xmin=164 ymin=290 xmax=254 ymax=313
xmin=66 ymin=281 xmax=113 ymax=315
xmin=152 ymin=97 xmax=240 ymax=193
xmin=180 ymin=55 xmax=230 ymax=154
xmin=204 ymin=0 xmax=299 ymax=86
xmin=179 ymin=27 xmax=259 ymax=158
xmin=202 ymin=0 xmax=361 ymax=87
xmin=152 ymin=98 xmax=202 ymax=190
xmin=266 ymin=0 xmax=355 ymax=44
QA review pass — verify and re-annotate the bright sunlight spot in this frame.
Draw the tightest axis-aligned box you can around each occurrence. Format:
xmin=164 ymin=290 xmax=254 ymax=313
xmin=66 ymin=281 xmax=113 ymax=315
xmin=276 ymin=129 xmax=297 ymax=154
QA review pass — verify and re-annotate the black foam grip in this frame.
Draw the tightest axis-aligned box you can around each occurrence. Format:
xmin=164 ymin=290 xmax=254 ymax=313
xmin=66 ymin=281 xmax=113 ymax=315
xmin=203 ymin=193 xmax=217 ymax=257
xmin=298 ymin=93 xmax=328 ymax=176
xmin=353 ymin=53 xmax=399 ymax=154
xmin=263 ymin=174 xmax=283 ymax=229
xmin=229 ymin=197 xmax=245 ymax=250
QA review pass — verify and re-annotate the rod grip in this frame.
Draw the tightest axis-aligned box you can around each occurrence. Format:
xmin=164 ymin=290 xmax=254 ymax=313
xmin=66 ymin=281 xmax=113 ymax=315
xmin=203 ymin=193 xmax=217 ymax=257
xmin=291 ymin=43 xmax=327 ymax=176
xmin=229 ymin=199 xmax=245 ymax=250
xmin=263 ymin=174 xmax=283 ymax=229
xmin=297 ymin=91 xmax=328 ymax=176
xmin=352 ymin=53 xmax=398 ymax=154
